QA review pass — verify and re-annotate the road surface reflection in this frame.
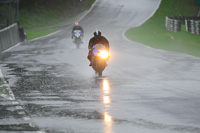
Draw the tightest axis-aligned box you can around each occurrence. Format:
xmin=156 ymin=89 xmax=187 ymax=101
xmin=100 ymin=78 xmax=113 ymax=133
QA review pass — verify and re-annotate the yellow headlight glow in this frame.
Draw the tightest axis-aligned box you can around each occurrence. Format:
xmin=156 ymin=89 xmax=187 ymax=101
xmin=99 ymin=50 xmax=109 ymax=59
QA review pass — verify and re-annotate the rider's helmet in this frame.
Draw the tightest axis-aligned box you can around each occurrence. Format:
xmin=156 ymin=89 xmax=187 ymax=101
xmin=94 ymin=29 xmax=101 ymax=39
xmin=75 ymin=22 xmax=79 ymax=26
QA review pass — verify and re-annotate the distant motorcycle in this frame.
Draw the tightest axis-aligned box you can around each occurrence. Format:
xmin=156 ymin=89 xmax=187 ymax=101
xmin=72 ymin=30 xmax=83 ymax=48
xmin=91 ymin=44 xmax=110 ymax=77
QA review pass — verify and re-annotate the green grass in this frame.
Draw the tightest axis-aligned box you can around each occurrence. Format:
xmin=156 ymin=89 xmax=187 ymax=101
xmin=125 ymin=0 xmax=200 ymax=57
xmin=25 ymin=29 xmax=58 ymax=40
xmin=0 ymin=80 xmax=9 ymax=96
xmin=20 ymin=0 xmax=95 ymax=40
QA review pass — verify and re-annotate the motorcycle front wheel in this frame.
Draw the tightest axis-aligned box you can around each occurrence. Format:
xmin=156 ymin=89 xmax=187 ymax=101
xmin=98 ymin=71 xmax=102 ymax=77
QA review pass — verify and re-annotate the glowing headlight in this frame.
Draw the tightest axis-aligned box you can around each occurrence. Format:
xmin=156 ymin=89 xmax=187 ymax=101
xmin=99 ymin=50 xmax=109 ymax=59
xmin=75 ymin=33 xmax=80 ymax=37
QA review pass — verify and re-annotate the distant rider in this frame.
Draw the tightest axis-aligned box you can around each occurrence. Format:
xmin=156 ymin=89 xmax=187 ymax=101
xmin=71 ymin=22 xmax=84 ymax=39
xmin=87 ymin=30 xmax=110 ymax=66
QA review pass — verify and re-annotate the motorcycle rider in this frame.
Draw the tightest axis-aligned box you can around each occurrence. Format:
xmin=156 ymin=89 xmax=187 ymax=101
xmin=87 ymin=29 xmax=110 ymax=66
xmin=71 ymin=22 xmax=84 ymax=39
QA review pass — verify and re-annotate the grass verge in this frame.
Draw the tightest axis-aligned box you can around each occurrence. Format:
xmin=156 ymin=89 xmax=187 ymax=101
xmin=25 ymin=29 xmax=58 ymax=40
xmin=125 ymin=0 xmax=200 ymax=57
xmin=0 ymin=80 xmax=9 ymax=96
xmin=20 ymin=0 xmax=95 ymax=40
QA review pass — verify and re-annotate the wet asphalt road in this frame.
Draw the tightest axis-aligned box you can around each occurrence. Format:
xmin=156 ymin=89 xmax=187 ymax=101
xmin=1 ymin=0 xmax=200 ymax=133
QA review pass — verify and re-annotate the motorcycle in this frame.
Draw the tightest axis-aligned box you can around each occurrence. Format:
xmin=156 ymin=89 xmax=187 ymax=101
xmin=72 ymin=30 xmax=83 ymax=48
xmin=91 ymin=44 xmax=110 ymax=77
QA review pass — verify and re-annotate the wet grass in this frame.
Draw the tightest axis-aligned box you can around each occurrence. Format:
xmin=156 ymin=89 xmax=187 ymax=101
xmin=125 ymin=0 xmax=200 ymax=57
xmin=0 ymin=80 xmax=9 ymax=96
xmin=20 ymin=0 xmax=95 ymax=40
xmin=25 ymin=29 xmax=58 ymax=40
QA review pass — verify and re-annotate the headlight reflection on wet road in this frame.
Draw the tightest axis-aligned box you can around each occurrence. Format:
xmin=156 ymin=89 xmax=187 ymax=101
xmin=103 ymin=79 xmax=110 ymax=95
xmin=103 ymin=96 xmax=111 ymax=104
xmin=100 ymin=78 xmax=113 ymax=133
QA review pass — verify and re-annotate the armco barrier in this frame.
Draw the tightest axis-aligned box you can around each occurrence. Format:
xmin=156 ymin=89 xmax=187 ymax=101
xmin=0 ymin=23 xmax=21 ymax=53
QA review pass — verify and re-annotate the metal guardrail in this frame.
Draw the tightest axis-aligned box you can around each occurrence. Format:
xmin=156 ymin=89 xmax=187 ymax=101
xmin=0 ymin=23 xmax=21 ymax=53
xmin=165 ymin=16 xmax=200 ymax=35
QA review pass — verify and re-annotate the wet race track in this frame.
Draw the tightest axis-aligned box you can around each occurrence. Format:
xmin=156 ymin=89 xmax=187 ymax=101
xmin=1 ymin=0 xmax=200 ymax=133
